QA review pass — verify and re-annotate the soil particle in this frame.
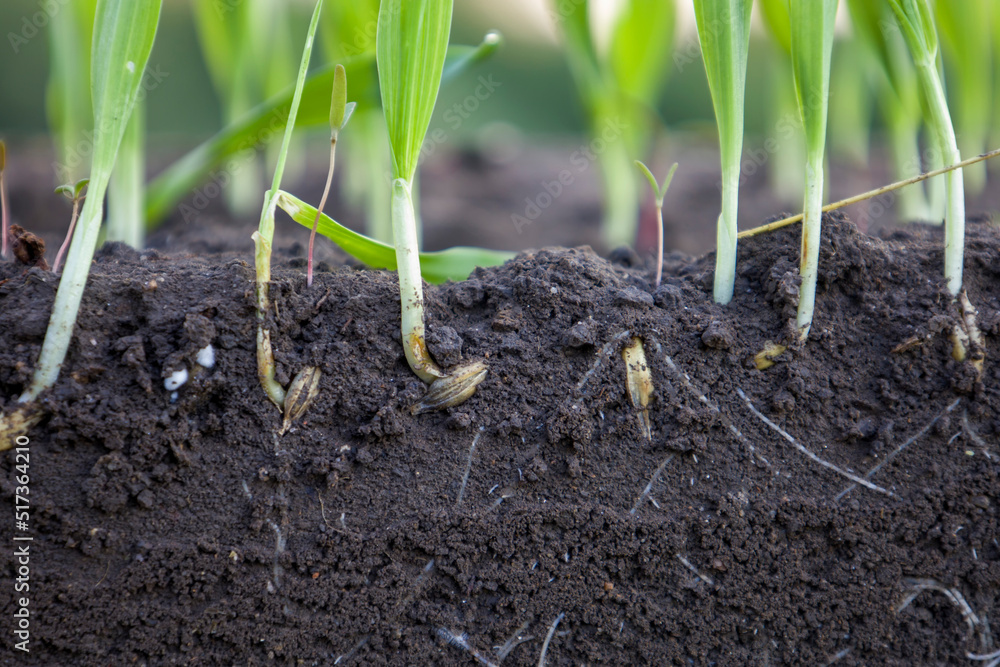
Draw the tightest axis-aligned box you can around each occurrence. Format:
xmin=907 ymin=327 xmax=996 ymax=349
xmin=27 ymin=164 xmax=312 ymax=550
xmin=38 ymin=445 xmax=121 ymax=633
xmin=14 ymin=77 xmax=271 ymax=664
xmin=1 ymin=213 xmax=999 ymax=665
xmin=9 ymin=224 xmax=49 ymax=270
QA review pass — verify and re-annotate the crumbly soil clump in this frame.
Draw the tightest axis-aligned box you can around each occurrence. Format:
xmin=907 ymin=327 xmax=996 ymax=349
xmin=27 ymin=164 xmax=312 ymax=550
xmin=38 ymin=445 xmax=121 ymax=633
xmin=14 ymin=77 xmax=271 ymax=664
xmin=1 ymin=213 xmax=998 ymax=665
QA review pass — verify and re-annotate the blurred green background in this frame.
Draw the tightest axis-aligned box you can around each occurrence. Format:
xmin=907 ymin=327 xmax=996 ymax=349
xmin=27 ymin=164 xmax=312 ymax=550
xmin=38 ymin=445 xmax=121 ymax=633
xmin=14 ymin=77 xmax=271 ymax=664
xmin=0 ymin=0 xmax=754 ymax=145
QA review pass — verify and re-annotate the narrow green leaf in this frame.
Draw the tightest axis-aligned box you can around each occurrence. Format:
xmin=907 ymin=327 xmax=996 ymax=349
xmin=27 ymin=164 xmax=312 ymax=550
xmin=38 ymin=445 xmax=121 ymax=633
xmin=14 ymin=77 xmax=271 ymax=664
xmin=758 ymin=0 xmax=792 ymax=56
xmin=22 ymin=0 xmax=161 ymax=403
xmin=789 ymin=0 xmax=838 ymax=157
xmin=330 ymin=64 xmax=347 ymax=131
xmin=789 ymin=0 xmax=838 ymax=339
xmin=634 ymin=160 xmax=678 ymax=206
xmin=145 ymin=37 xmax=499 ymax=225
xmin=377 ymin=0 xmax=454 ymax=183
xmin=276 ymin=191 xmax=514 ymax=284
xmin=692 ymin=0 xmax=752 ymax=305
xmin=609 ymin=0 xmax=676 ymax=105
xmin=934 ymin=0 xmax=991 ymax=192
xmin=888 ymin=0 xmax=965 ymax=295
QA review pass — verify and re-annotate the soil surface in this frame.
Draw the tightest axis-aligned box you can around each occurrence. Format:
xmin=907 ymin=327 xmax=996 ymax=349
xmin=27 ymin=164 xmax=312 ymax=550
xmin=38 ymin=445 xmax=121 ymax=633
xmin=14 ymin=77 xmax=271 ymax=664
xmin=1 ymin=201 xmax=999 ymax=665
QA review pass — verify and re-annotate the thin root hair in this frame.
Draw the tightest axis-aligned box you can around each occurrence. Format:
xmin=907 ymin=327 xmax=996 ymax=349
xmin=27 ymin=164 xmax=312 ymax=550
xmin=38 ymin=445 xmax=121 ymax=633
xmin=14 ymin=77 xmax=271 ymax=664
xmin=736 ymin=388 xmax=893 ymax=497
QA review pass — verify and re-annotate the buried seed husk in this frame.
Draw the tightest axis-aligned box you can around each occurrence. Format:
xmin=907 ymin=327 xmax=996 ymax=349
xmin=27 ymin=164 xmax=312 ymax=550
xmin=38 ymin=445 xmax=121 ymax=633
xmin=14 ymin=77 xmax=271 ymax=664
xmin=621 ymin=337 xmax=653 ymax=440
xmin=411 ymin=361 xmax=487 ymax=415
xmin=281 ymin=366 xmax=321 ymax=435
xmin=753 ymin=341 xmax=788 ymax=371
xmin=0 ymin=405 xmax=42 ymax=452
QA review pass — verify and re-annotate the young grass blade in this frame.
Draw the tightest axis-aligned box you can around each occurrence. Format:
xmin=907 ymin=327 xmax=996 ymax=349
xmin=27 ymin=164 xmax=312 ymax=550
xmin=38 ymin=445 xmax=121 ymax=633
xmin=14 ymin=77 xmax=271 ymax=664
xmin=934 ymin=0 xmax=991 ymax=194
xmin=253 ymin=0 xmax=325 ymax=410
xmin=307 ymin=64 xmax=354 ymax=287
xmin=276 ymin=190 xmax=514 ymax=284
xmin=47 ymin=0 xmax=97 ymax=185
xmin=888 ymin=0 xmax=965 ymax=296
xmin=19 ymin=0 xmax=161 ymax=404
xmin=145 ymin=35 xmax=500 ymax=226
xmin=846 ymin=0 xmax=933 ymax=220
xmin=789 ymin=0 xmax=838 ymax=340
xmin=377 ymin=0 xmax=454 ymax=383
xmin=692 ymin=0 xmax=752 ymax=305
xmin=377 ymin=0 xmax=453 ymax=184
xmin=107 ymin=100 xmax=145 ymax=247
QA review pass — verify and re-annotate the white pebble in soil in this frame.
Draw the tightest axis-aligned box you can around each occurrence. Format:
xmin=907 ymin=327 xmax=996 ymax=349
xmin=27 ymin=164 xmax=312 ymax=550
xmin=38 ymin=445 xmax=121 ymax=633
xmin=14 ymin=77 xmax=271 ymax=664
xmin=164 ymin=368 xmax=189 ymax=391
xmin=196 ymin=344 xmax=215 ymax=369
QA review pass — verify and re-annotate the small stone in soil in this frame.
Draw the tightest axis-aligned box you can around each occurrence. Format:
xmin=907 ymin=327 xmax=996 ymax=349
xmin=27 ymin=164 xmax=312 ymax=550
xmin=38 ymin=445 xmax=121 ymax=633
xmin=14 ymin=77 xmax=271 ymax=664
xmin=615 ymin=286 xmax=654 ymax=308
xmin=702 ymin=321 xmax=733 ymax=350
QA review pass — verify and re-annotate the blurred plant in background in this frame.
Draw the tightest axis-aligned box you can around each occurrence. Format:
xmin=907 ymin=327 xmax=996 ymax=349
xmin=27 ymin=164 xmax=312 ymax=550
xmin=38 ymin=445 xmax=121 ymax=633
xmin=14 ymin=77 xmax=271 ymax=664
xmin=554 ymin=0 xmax=675 ymax=249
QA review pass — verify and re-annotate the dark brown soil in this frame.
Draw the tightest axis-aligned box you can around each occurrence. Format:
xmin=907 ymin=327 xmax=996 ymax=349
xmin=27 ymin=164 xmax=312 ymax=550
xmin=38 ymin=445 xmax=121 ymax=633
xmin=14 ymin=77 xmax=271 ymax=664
xmin=2 ymin=203 xmax=999 ymax=665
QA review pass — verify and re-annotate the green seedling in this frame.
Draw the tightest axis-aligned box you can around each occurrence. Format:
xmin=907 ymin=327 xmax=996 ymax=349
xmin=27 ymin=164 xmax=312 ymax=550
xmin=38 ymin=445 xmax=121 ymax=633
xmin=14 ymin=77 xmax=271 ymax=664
xmin=635 ymin=160 xmax=678 ymax=288
xmin=789 ymin=0 xmax=838 ymax=340
xmin=107 ymin=103 xmax=144 ymax=248
xmin=252 ymin=0 xmax=324 ymax=412
xmin=0 ymin=141 xmax=8 ymax=259
xmin=758 ymin=0 xmax=805 ymax=206
xmin=47 ymin=0 xmax=97 ymax=185
xmin=307 ymin=64 xmax=355 ymax=287
xmin=15 ymin=0 xmax=161 ymax=410
xmin=276 ymin=191 xmax=513 ymax=284
xmin=52 ymin=179 xmax=90 ymax=274
xmin=887 ymin=0 xmax=964 ymax=298
xmin=846 ymin=0 xmax=935 ymax=221
xmin=193 ymin=0 xmax=267 ymax=216
xmin=556 ymin=0 xmax=676 ymax=248
xmin=934 ymin=0 xmax=992 ymax=195
xmin=321 ymin=0 xmax=391 ymax=241
xmin=377 ymin=0 xmax=486 ymax=409
xmin=693 ymin=0 xmax=752 ymax=305
xmin=144 ymin=33 xmax=502 ymax=227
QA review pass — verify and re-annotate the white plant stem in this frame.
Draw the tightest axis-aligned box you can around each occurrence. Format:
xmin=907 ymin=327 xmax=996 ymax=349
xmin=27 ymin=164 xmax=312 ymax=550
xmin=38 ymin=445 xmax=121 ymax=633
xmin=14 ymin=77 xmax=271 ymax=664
xmin=916 ymin=60 xmax=964 ymax=296
xmin=392 ymin=178 xmax=442 ymax=383
xmin=713 ymin=163 xmax=739 ymax=305
xmin=20 ymin=180 xmax=108 ymax=403
xmin=796 ymin=157 xmax=824 ymax=339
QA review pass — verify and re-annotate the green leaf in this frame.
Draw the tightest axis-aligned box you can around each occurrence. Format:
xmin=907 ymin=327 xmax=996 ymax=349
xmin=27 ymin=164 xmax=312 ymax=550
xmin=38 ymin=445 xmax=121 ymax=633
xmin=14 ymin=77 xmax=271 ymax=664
xmin=145 ymin=36 xmax=499 ymax=225
xmin=609 ymin=0 xmax=676 ymax=106
xmin=692 ymin=0 xmax=752 ymax=304
xmin=759 ymin=0 xmax=792 ymax=55
xmin=22 ymin=0 xmax=162 ymax=403
xmin=276 ymin=191 xmax=514 ymax=284
xmin=558 ymin=0 xmax=603 ymax=108
xmin=789 ymin=0 xmax=838 ymax=157
xmin=377 ymin=0 xmax=454 ymax=183
xmin=330 ymin=64 xmax=348 ymax=132
xmin=887 ymin=0 xmax=938 ymax=65
xmin=634 ymin=160 xmax=678 ymax=207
